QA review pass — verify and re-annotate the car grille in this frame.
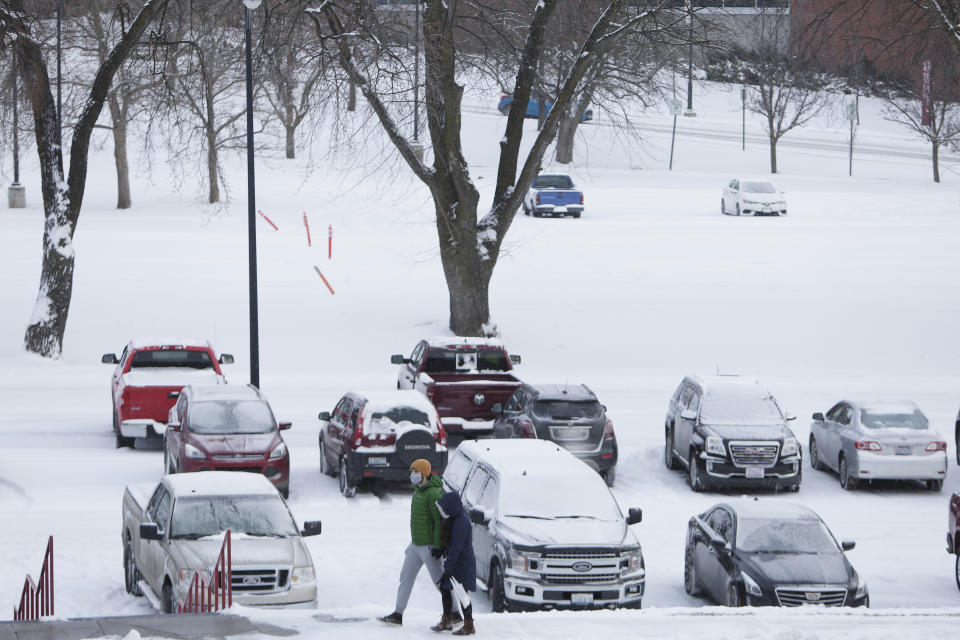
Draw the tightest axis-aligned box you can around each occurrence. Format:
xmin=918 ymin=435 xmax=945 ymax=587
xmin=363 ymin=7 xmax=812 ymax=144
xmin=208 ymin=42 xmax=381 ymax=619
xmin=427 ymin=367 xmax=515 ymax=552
xmin=729 ymin=441 xmax=779 ymax=467
xmin=776 ymin=587 xmax=846 ymax=607
xmin=232 ymin=568 xmax=287 ymax=593
xmin=538 ymin=550 xmax=622 ymax=585
xmin=212 ymin=454 xmax=264 ymax=462
xmin=543 ymin=573 xmax=619 ymax=584
xmin=217 ymin=466 xmax=263 ymax=473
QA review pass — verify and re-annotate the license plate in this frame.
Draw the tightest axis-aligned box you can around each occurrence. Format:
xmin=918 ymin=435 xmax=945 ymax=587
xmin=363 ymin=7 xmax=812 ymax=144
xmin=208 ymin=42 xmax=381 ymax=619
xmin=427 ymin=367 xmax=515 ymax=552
xmin=895 ymin=446 xmax=911 ymax=456
xmin=763 ymin=207 xmax=771 ymax=213
xmin=745 ymin=467 xmax=765 ymax=479
xmin=551 ymin=426 xmax=589 ymax=441
xmin=571 ymin=593 xmax=594 ymax=606
xmin=368 ymin=456 xmax=389 ymax=466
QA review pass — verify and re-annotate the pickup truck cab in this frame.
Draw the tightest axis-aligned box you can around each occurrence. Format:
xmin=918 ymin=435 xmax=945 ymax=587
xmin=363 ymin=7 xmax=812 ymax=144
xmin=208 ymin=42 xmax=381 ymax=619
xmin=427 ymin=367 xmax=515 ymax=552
xmin=522 ymin=175 xmax=584 ymax=218
xmin=391 ymin=337 xmax=522 ymax=437
xmin=443 ymin=440 xmax=645 ymax=612
xmin=103 ymin=338 xmax=233 ymax=448
xmin=121 ymin=471 xmax=321 ymax=613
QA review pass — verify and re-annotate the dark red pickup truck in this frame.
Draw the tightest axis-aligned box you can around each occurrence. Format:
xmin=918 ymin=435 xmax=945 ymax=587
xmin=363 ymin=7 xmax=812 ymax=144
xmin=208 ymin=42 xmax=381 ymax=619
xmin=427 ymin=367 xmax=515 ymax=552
xmin=948 ymin=492 xmax=960 ymax=590
xmin=102 ymin=338 xmax=233 ymax=448
xmin=392 ymin=338 xmax=522 ymax=437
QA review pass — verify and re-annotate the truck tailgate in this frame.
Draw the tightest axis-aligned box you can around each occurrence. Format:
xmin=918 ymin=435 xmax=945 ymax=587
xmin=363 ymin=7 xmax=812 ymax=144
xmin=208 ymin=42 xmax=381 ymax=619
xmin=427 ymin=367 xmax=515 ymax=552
xmin=538 ymin=190 xmax=580 ymax=206
xmin=428 ymin=373 xmax=521 ymax=421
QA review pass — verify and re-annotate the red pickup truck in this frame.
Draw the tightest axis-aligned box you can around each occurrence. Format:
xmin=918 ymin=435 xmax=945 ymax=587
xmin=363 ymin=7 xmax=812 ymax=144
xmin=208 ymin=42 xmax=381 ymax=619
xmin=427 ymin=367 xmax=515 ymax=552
xmin=102 ymin=338 xmax=233 ymax=448
xmin=391 ymin=337 xmax=522 ymax=437
xmin=948 ymin=492 xmax=960 ymax=590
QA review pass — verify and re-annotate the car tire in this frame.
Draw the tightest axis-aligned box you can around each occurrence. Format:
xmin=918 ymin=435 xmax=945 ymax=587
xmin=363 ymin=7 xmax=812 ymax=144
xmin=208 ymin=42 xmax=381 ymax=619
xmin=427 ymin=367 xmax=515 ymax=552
xmin=572 ymin=212 xmax=581 ymax=219
xmin=955 ymin=552 xmax=960 ymax=592
xmin=499 ymin=105 xmax=510 ymax=116
xmin=809 ymin=436 xmax=823 ymax=471
xmin=683 ymin=547 xmax=701 ymax=596
xmin=602 ymin=466 xmax=616 ymax=487
xmin=664 ymin=428 xmax=679 ymax=470
xmin=124 ymin=535 xmax=143 ymax=596
xmin=726 ymin=583 xmax=743 ymax=607
xmin=839 ymin=455 xmax=856 ymax=491
xmin=489 ymin=562 xmax=507 ymax=613
xmin=735 ymin=204 xmax=741 ymax=217
xmin=164 ymin=449 xmax=176 ymax=475
xmin=721 ymin=198 xmax=726 ymax=215
xmin=162 ymin=580 xmax=175 ymax=614
xmin=319 ymin=440 xmax=335 ymax=477
xmin=929 ymin=479 xmax=944 ymax=492
xmin=339 ymin=459 xmax=357 ymax=498
xmin=114 ymin=411 xmax=134 ymax=449
xmin=281 ymin=486 xmax=290 ymax=499
xmin=532 ymin=209 xmax=541 ymax=218
xmin=522 ymin=203 xmax=530 ymax=216
xmin=688 ymin=452 xmax=704 ymax=492
xmin=955 ymin=424 xmax=959 ymax=465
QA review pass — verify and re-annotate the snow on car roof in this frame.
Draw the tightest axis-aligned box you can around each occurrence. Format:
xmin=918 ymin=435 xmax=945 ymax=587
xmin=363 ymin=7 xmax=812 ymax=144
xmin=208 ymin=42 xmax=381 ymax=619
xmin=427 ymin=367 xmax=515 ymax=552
xmin=529 ymin=384 xmax=595 ymax=401
xmin=357 ymin=390 xmax=440 ymax=416
xmin=187 ymin=384 xmax=261 ymax=401
xmin=127 ymin=337 xmax=213 ymax=350
xmin=424 ymin=336 xmax=505 ymax=349
xmin=690 ymin=375 xmax=767 ymax=395
xmin=164 ymin=471 xmax=279 ymax=497
xmin=725 ymin=499 xmax=817 ymax=521
xmin=457 ymin=439 xmax=597 ymax=482
xmin=853 ymin=399 xmax=921 ymax=414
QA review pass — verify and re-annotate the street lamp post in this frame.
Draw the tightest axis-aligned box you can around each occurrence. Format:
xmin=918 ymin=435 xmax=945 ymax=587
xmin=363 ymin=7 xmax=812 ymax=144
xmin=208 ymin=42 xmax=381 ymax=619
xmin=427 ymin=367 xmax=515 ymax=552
xmin=8 ymin=73 xmax=26 ymax=208
xmin=242 ymin=0 xmax=262 ymax=389
xmin=411 ymin=0 xmax=424 ymax=161
xmin=685 ymin=1 xmax=696 ymax=117
xmin=57 ymin=0 xmax=62 ymax=135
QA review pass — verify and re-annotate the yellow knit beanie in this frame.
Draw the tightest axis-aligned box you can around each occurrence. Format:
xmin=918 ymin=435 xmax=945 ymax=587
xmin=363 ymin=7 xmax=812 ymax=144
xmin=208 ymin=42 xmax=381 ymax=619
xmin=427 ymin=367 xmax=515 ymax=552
xmin=410 ymin=459 xmax=432 ymax=477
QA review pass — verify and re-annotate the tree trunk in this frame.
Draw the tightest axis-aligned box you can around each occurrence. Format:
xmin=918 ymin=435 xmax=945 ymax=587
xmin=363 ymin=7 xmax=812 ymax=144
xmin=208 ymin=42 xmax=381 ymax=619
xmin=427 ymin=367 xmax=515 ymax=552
xmin=206 ymin=126 xmax=220 ymax=204
xmin=555 ymin=112 xmax=577 ymax=164
xmin=347 ymin=77 xmax=356 ymax=112
xmin=109 ymin=93 xmax=132 ymax=209
xmin=436 ymin=199 xmax=493 ymax=336
xmin=285 ymin=104 xmax=296 ymax=159
xmin=932 ymin=138 xmax=940 ymax=183
xmin=769 ymin=136 xmax=778 ymax=174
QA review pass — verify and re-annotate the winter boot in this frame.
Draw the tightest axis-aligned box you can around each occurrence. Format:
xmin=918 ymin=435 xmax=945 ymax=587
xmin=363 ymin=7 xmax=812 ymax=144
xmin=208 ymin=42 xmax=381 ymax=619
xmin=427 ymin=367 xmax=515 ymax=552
xmin=430 ymin=613 xmax=462 ymax=632
xmin=452 ymin=619 xmax=475 ymax=636
xmin=379 ymin=611 xmax=403 ymax=625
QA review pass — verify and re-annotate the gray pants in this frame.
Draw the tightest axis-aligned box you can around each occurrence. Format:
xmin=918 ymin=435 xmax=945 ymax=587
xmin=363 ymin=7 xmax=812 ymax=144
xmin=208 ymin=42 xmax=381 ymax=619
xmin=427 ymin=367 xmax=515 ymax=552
xmin=395 ymin=542 xmax=443 ymax=613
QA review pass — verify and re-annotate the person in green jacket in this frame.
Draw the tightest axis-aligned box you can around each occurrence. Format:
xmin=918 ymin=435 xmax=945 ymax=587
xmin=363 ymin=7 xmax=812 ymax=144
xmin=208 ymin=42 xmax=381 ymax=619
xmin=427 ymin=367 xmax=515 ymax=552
xmin=379 ymin=458 xmax=456 ymax=626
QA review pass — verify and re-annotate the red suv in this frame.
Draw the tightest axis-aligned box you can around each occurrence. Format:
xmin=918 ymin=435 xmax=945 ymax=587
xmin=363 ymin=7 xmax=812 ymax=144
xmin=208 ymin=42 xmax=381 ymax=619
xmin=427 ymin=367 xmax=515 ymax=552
xmin=164 ymin=384 xmax=292 ymax=498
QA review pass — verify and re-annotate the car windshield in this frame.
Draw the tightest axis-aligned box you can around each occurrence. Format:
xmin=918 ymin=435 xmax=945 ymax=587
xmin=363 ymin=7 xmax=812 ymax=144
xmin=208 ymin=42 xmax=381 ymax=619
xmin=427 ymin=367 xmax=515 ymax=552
xmin=700 ymin=388 xmax=784 ymax=425
xmin=131 ymin=349 xmax=213 ymax=369
xmin=170 ymin=496 xmax=298 ymax=539
xmin=368 ymin=406 xmax=433 ymax=434
xmin=861 ymin=408 xmax=928 ymax=430
xmin=501 ymin=474 xmax=622 ymax=521
xmin=189 ymin=401 xmax=275 ymax=434
xmin=534 ymin=176 xmax=573 ymax=189
xmin=532 ymin=401 xmax=603 ymax=420
xmin=423 ymin=348 xmax=510 ymax=373
xmin=737 ymin=518 xmax=839 ymax=554
xmin=741 ymin=181 xmax=777 ymax=193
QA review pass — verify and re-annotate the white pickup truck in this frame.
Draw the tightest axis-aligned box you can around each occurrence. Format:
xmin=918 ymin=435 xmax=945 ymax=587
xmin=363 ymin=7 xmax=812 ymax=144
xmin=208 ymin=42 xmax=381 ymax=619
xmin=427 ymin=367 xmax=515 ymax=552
xmin=121 ymin=471 xmax=321 ymax=612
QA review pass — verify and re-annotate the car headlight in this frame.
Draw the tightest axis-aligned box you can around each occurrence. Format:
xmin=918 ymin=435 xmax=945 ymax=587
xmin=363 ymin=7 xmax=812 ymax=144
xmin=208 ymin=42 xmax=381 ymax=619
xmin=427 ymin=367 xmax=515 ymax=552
xmin=743 ymin=199 xmax=760 ymax=205
xmin=741 ymin=571 xmax=762 ymax=597
xmin=291 ymin=566 xmax=315 ymax=585
xmin=620 ymin=549 xmax=644 ymax=575
xmin=508 ymin=549 xmax=540 ymax=575
xmin=184 ymin=443 xmax=206 ymax=460
xmin=269 ymin=442 xmax=288 ymax=460
xmin=178 ymin=568 xmax=210 ymax=586
xmin=705 ymin=436 xmax=725 ymax=456
xmin=781 ymin=437 xmax=798 ymax=457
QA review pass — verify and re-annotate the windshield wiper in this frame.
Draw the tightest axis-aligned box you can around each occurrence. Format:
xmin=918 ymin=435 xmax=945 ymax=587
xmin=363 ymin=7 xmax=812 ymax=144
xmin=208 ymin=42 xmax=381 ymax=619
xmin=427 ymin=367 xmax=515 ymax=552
xmin=554 ymin=515 xmax=600 ymax=520
xmin=503 ymin=514 xmax=554 ymax=520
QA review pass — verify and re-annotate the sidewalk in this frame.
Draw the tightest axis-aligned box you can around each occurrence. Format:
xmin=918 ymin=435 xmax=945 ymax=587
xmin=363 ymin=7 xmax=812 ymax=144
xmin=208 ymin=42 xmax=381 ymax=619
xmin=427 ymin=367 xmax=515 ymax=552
xmin=0 ymin=613 xmax=296 ymax=640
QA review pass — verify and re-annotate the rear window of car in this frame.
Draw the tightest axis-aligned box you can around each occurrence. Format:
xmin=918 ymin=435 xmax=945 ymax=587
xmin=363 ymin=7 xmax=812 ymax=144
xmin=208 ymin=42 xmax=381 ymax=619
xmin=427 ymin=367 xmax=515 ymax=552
xmin=423 ymin=348 xmax=510 ymax=373
xmin=861 ymin=409 xmax=928 ymax=430
xmin=533 ymin=175 xmax=573 ymax=189
xmin=131 ymin=349 xmax=213 ymax=369
xmin=532 ymin=401 xmax=603 ymax=420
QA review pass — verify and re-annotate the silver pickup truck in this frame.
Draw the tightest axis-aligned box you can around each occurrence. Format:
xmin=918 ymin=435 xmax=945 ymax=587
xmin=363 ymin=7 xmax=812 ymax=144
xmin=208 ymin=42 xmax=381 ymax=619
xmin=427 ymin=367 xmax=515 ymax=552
xmin=121 ymin=471 xmax=321 ymax=612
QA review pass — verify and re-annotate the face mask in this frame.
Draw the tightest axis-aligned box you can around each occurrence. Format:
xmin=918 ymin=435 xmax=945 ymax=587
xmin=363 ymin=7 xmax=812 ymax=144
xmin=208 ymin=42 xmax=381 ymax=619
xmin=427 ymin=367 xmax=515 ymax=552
xmin=410 ymin=471 xmax=424 ymax=485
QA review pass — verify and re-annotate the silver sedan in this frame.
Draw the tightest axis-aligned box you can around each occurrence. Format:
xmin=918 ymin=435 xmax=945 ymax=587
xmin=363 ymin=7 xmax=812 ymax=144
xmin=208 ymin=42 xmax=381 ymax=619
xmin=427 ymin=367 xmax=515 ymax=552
xmin=809 ymin=400 xmax=947 ymax=491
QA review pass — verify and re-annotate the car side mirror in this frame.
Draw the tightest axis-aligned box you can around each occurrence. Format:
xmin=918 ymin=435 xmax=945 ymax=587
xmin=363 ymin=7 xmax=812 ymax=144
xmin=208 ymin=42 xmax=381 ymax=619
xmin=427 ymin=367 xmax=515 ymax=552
xmin=510 ymin=354 xmax=521 ymax=365
xmin=219 ymin=354 xmax=235 ymax=365
xmin=785 ymin=412 xmax=797 ymax=421
xmin=812 ymin=412 xmax=825 ymax=422
xmin=710 ymin=536 xmax=730 ymax=553
xmin=101 ymin=353 xmax=118 ymax=364
xmin=469 ymin=508 xmax=489 ymax=526
xmin=279 ymin=421 xmax=292 ymax=430
xmin=491 ymin=403 xmax=503 ymax=415
xmin=318 ymin=411 xmax=331 ymax=421
xmin=301 ymin=521 xmax=322 ymax=536
xmin=626 ymin=508 xmax=642 ymax=525
xmin=390 ymin=354 xmax=407 ymax=365
xmin=140 ymin=523 xmax=162 ymax=541
xmin=841 ymin=540 xmax=855 ymax=551
xmin=167 ymin=419 xmax=181 ymax=432
xmin=168 ymin=391 xmax=180 ymax=399
xmin=680 ymin=409 xmax=697 ymax=421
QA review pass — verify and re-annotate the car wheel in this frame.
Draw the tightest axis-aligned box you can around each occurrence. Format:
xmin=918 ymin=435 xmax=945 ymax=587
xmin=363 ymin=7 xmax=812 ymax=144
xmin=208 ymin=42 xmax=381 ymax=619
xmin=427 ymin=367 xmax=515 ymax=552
xmin=683 ymin=547 xmax=701 ymax=596
xmin=489 ymin=562 xmax=507 ymax=613
xmin=928 ymin=478 xmax=944 ymax=492
xmin=809 ymin=436 xmax=822 ymax=471
xmin=522 ymin=202 xmax=530 ymax=216
xmin=532 ymin=210 xmax=541 ymax=218
xmin=726 ymin=583 xmax=743 ymax=607
xmin=839 ymin=455 xmax=856 ymax=491
xmin=162 ymin=580 xmax=175 ymax=614
xmin=319 ymin=440 xmax=335 ymax=477
xmin=721 ymin=198 xmax=726 ymax=215
xmin=572 ymin=212 xmax=581 ymax=219
xmin=955 ymin=425 xmax=960 ymax=465
xmin=955 ymin=552 xmax=960 ymax=592
xmin=735 ymin=204 xmax=741 ymax=217
xmin=688 ymin=452 xmax=704 ymax=492
xmin=114 ymin=411 xmax=134 ymax=449
xmin=499 ymin=105 xmax=510 ymax=116
xmin=339 ymin=459 xmax=357 ymax=498
xmin=281 ymin=486 xmax=290 ymax=499
xmin=602 ymin=466 xmax=616 ymax=487
xmin=124 ymin=535 xmax=143 ymax=596
xmin=664 ymin=428 xmax=679 ymax=470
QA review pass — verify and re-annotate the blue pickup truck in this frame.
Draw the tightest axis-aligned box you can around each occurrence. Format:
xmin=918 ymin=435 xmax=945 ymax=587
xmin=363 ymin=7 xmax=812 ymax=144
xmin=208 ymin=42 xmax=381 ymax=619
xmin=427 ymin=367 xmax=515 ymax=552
xmin=498 ymin=94 xmax=594 ymax=122
xmin=522 ymin=174 xmax=584 ymax=218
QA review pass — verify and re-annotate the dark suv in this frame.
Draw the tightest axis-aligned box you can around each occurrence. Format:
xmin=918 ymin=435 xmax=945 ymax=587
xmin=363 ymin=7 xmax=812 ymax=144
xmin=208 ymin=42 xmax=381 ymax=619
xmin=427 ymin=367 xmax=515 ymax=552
xmin=664 ymin=375 xmax=801 ymax=492
xmin=491 ymin=384 xmax=617 ymax=486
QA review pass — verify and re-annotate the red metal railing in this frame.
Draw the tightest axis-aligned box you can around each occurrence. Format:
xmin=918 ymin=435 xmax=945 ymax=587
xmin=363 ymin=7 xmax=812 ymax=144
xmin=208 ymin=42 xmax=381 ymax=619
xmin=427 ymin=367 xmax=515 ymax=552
xmin=178 ymin=530 xmax=232 ymax=614
xmin=13 ymin=536 xmax=53 ymax=621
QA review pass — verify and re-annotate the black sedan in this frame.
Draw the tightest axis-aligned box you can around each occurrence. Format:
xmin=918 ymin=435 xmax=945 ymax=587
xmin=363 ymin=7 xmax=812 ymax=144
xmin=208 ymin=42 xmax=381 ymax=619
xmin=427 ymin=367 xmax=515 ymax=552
xmin=684 ymin=501 xmax=868 ymax=607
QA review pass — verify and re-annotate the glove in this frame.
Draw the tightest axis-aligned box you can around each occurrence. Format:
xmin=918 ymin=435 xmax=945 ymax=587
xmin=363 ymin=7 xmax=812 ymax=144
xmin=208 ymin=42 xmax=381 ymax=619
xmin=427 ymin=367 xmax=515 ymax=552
xmin=437 ymin=572 xmax=453 ymax=588
xmin=431 ymin=548 xmax=444 ymax=559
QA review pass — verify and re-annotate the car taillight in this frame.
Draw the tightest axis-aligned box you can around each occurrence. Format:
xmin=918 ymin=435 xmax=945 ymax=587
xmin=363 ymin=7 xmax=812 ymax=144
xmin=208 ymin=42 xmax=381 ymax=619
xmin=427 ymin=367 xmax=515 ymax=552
xmin=501 ymin=93 xmax=508 ymax=99
xmin=603 ymin=419 xmax=615 ymax=440
xmin=535 ymin=194 xmax=540 ymax=204
xmin=580 ymin=194 xmax=584 ymax=204
xmin=436 ymin=422 xmax=447 ymax=447
xmin=519 ymin=419 xmax=536 ymax=438
xmin=425 ymin=385 xmax=436 ymax=401
xmin=353 ymin=413 xmax=365 ymax=448
xmin=855 ymin=440 xmax=882 ymax=451
xmin=927 ymin=441 xmax=947 ymax=452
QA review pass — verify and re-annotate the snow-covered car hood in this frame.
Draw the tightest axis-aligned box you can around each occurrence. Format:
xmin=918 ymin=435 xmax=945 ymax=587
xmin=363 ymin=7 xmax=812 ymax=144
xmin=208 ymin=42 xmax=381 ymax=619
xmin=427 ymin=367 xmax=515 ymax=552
xmin=739 ymin=551 xmax=851 ymax=586
xmin=497 ymin=516 xmax=633 ymax=548
xmin=704 ymin=424 xmax=790 ymax=441
xmin=171 ymin=535 xmax=308 ymax=570
xmin=123 ymin=368 xmax=224 ymax=387
xmin=191 ymin=432 xmax=278 ymax=455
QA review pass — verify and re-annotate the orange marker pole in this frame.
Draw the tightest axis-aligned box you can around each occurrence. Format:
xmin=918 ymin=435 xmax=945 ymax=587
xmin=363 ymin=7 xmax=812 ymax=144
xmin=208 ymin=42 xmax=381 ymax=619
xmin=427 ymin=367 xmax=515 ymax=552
xmin=258 ymin=210 xmax=279 ymax=231
xmin=313 ymin=266 xmax=335 ymax=295
xmin=303 ymin=212 xmax=312 ymax=247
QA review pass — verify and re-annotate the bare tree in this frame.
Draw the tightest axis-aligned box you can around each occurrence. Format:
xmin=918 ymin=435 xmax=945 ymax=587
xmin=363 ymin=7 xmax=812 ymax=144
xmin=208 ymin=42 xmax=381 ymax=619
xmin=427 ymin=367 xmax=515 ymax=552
xmin=310 ymin=0 xmax=679 ymax=336
xmin=0 ymin=0 xmax=169 ymax=358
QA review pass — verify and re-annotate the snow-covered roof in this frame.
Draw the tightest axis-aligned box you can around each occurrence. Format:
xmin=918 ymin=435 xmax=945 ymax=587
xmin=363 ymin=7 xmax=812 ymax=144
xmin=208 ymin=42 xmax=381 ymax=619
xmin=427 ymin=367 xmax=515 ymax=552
xmin=187 ymin=384 xmax=261 ymax=402
xmin=725 ymin=499 xmax=817 ymax=521
xmin=357 ymin=390 xmax=440 ymax=416
xmin=852 ymin=399 xmax=920 ymax=414
xmin=457 ymin=439 xmax=596 ymax=483
xmin=424 ymin=336 xmax=505 ymax=349
xmin=164 ymin=471 xmax=279 ymax=498
xmin=127 ymin=337 xmax=214 ymax=351
xmin=689 ymin=375 xmax=767 ymax=396
xmin=528 ymin=384 xmax=595 ymax=401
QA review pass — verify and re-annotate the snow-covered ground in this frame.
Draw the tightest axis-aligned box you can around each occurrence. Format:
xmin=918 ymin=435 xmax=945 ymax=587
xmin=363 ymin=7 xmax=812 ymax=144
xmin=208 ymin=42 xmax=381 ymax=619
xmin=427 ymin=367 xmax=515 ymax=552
xmin=2 ymin=79 xmax=960 ymax=637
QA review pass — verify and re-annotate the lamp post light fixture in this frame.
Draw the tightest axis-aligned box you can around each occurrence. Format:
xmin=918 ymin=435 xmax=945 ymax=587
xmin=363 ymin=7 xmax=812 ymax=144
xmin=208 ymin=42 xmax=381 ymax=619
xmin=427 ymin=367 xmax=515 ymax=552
xmin=242 ymin=0 xmax=262 ymax=388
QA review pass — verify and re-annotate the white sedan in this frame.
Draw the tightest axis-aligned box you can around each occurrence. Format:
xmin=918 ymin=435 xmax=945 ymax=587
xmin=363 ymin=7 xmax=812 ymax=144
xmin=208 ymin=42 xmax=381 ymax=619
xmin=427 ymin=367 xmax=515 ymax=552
xmin=721 ymin=178 xmax=787 ymax=216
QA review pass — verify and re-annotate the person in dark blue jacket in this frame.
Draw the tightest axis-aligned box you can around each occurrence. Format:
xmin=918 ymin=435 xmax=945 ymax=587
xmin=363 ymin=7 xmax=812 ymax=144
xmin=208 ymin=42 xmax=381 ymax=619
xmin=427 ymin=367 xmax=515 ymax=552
xmin=433 ymin=491 xmax=477 ymax=636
